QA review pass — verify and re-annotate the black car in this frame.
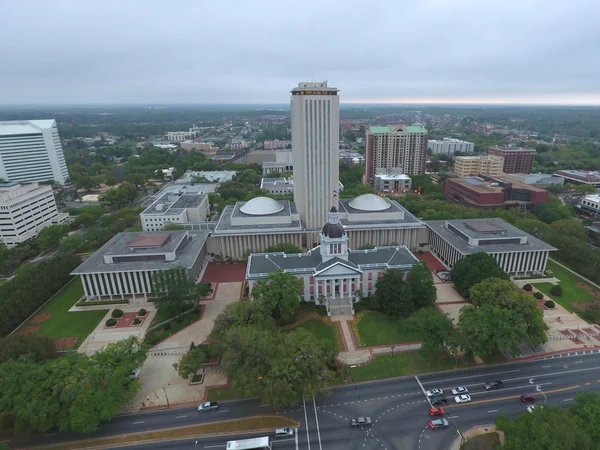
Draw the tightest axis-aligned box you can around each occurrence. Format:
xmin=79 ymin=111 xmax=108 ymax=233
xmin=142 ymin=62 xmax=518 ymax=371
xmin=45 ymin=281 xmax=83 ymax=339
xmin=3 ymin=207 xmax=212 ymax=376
xmin=484 ymin=380 xmax=504 ymax=391
xmin=431 ymin=394 xmax=448 ymax=406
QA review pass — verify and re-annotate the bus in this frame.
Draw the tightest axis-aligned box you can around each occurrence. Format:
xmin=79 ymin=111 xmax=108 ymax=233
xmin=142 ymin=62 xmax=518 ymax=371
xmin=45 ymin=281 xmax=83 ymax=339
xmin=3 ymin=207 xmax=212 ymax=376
xmin=226 ymin=436 xmax=270 ymax=449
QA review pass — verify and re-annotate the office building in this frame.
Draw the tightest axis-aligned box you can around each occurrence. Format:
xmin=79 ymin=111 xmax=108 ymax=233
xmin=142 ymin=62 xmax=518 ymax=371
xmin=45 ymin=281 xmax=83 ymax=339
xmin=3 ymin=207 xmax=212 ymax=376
xmin=71 ymin=231 xmax=210 ymax=301
xmin=0 ymin=120 xmax=69 ymax=185
xmin=445 ymin=175 xmax=548 ymax=211
xmin=262 ymin=151 xmax=293 ymax=176
xmin=0 ymin=182 xmax=71 ymax=247
xmin=260 ymin=178 xmax=294 ymax=196
xmin=291 ymin=82 xmax=340 ymax=229
xmin=428 ymin=138 xmax=474 ymax=155
xmin=373 ymin=173 xmax=412 ymax=194
xmin=426 ymin=218 xmax=556 ymax=276
xmin=364 ymin=125 xmax=428 ymax=184
xmin=488 ymin=146 xmax=536 ymax=174
xmin=141 ymin=191 xmax=210 ymax=232
xmin=453 ymin=155 xmax=504 ymax=178
xmin=554 ymin=170 xmax=600 ymax=187
xmin=246 ymin=207 xmax=419 ymax=315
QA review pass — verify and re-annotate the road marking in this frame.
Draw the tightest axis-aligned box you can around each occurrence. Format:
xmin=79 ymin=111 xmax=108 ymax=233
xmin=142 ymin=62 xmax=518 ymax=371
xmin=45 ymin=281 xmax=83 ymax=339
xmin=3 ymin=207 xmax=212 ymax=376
xmin=585 ymin=382 xmax=591 ymax=386
xmin=421 ymin=369 xmax=520 ymax=385
xmin=488 ymin=410 xmax=498 ymax=413
xmin=295 ymin=425 xmax=299 ymax=450
xmin=302 ymin=395 xmax=311 ymax=450
xmin=133 ymin=421 xmax=144 ymax=424
xmin=448 ymin=415 xmax=459 ymax=419
xmin=444 ymin=385 xmax=580 ymax=408
xmin=575 ymin=361 xmax=583 ymax=364
xmin=563 ymin=398 xmax=574 ymax=402
xmin=542 ymin=365 xmax=551 ymax=368
xmin=176 ymin=415 xmax=187 ymax=418
xmin=43 ymin=434 xmax=56 ymax=437
xmin=218 ymin=410 xmax=229 ymax=413
xmin=312 ymin=395 xmax=323 ymax=450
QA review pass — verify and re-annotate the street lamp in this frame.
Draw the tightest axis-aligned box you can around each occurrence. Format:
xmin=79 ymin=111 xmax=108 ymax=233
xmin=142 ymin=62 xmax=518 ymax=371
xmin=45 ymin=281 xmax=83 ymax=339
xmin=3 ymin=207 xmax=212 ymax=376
xmin=536 ymin=385 xmax=547 ymax=404
xmin=162 ymin=386 xmax=170 ymax=408
xmin=194 ymin=441 xmax=198 ymax=450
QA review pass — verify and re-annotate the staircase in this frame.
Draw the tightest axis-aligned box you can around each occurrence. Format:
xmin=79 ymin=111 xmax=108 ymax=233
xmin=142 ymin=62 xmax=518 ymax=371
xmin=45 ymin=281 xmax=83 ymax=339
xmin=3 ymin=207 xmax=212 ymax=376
xmin=328 ymin=296 xmax=354 ymax=316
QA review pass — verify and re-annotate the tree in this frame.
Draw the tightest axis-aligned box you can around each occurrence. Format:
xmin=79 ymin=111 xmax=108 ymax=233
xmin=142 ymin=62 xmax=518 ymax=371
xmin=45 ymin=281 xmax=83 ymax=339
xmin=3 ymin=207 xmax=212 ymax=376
xmin=251 ymin=271 xmax=303 ymax=321
xmin=570 ymin=392 xmax=600 ymax=443
xmin=210 ymin=300 xmax=273 ymax=343
xmin=407 ymin=309 xmax=460 ymax=359
xmin=100 ymin=184 xmax=138 ymax=210
xmin=151 ymin=268 xmax=204 ymax=318
xmin=496 ymin=406 xmax=593 ymax=450
xmin=0 ymin=334 xmax=57 ymax=364
xmin=574 ymin=184 xmax=596 ymax=194
xmin=450 ymin=253 xmax=508 ymax=296
xmin=74 ymin=212 xmax=100 ymax=227
xmin=536 ymin=201 xmax=573 ymax=224
xmin=263 ymin=243 xmax=303 ymax=254
xmin=374 ymin=270 xmax=414 ymax=317
xmin=125 ymin=172 xmax=147 ymax=188
xmin=36 ymin=224 xmax=69 ymax=250
xmin=173 ymin=346 xmax=207 ymax=380
xmin=59 ymin=233 xmax=85 ymax=253
xmin=551 ymin=219 xmax=589 ymax=241
xmin=406 ymin=262 xmax=437 ymax=309
xmin=468 ymin=278 xmax=517 ymax=307
xmin=75 ymin=175 xmax=99 ymax=192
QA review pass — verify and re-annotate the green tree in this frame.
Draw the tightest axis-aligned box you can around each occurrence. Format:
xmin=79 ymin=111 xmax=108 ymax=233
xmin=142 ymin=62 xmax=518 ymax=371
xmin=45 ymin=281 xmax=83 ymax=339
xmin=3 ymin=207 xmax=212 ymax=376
xmin=251 ymin=271 xmax=303 ymax=321
xmin=407 ymin=308 xmax=460 ymax=359
xmin=100 ymin=184 xmax=138 ymax=210
xmin=551 ymin=219 xmax=589 ymax=241
xmin=450 ymin=252 xmax=508 ymax=296
xmin=570 ymin=392 xmax=600 ymax=443
xmin=374 ymin=270 xmax=414 ymax=317
xmin=0 ymin=334 xmax=58 ymax=364
xmin=125 ymin=172 xmax=147 ymax=188
xmin=74 ymin=212 xmax=99 ymax=227
xmin=36 ymin=225 xmax=69 ymax=250
xmin=151 ymin=268 xmax=205 ymax=317
xmin=407 ymin=262 xmax=437 ymax=309
xmin=173 ymin=346 xmax=207 ymax=380
xmin=210 ymin=300 xmax=273 ymax=343
xmin=574 ymin=184 xmax=596 ymax=194
xmin=536 ymin=201 xmax=573 ymax=224
xmin=59 ymin=233 xmax=85 ymax=253
xmin=263 ymin=242 xmax=303 ymax=254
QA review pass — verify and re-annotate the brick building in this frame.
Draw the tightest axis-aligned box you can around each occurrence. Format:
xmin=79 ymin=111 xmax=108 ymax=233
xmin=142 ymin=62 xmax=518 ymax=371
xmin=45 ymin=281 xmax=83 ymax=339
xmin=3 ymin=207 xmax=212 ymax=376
xmin=488 ymin=146 xmax=536 ymax=174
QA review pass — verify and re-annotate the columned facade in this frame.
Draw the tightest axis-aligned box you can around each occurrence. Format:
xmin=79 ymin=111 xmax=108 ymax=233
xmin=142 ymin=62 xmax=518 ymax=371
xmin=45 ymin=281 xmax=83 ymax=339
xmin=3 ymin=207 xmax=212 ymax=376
xmin=80 ymin=270 xmax=160 ymax=300
xmin=347 ymin=227 xmax=421 ymax=251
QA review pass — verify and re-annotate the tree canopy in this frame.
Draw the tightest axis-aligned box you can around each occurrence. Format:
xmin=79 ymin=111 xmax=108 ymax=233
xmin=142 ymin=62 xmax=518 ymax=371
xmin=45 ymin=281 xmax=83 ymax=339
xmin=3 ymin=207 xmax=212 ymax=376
xmin=151 ymin=268 xmax=210 ymax=318
xmin=374 ymin=269 xmax=414 ymax=317
xmin=0 ymin=334 xmax=58 ymax=364
xmin=406 ymin=262 xmax=437 ymax=309
xmin=450 ymin=252 xmax=508 ymax=296
xmin=251 ymin=270 xmax=303 ymax=321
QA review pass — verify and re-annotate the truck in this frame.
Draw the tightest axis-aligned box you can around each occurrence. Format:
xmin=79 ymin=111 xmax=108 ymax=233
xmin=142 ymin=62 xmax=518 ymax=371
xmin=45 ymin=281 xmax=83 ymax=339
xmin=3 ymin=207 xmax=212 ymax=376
xmin=351 ymin=416 xmax=373 ymax=428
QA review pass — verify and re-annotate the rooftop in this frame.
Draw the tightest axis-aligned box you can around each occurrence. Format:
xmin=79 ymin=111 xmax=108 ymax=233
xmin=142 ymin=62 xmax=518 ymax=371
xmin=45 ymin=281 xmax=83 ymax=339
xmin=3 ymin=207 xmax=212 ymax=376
xmin=369 ymin=126 xmax=392 ymax=134
xmin=405 ymin=125 xmax=428 ymax=134
xmin=142 ymin=191 xmax=207 ymax=216
xmin=213 ymin=201 xmax=303 ymax=235
xmin=489 ymin=145 xmax=536 ymax=153
xmin=337 ymin=197 xmax=424 ymax=229
xmin=555 ymin=170 xmax=600 ymax=181
xmin=0 ymin=119 xmax=57 ymax=136
xmin=375 ymin=173 xmax=411 ymax=181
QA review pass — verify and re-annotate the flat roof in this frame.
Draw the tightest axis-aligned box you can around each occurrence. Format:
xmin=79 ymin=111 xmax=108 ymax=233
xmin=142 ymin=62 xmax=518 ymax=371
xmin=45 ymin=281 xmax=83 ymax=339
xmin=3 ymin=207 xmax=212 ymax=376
xmin=448 ymin=178 xmax=504 ymax=193
xmin=213 ymin=201 xmax=303 ymax=235
xmin=142 ymin=192 xmax=207 ymax=216
xmin=127 ymin=234 xmax=170 ymax=248
xmin=337 ymin=198 xmax=424 ymax=229
xmin=369 ymin=126 xmax=392 ymax=134
xmin=0 ymin=119 xmax=56 ymax=136
xmin=71 ymin=230 xmax=210 ymax=274
xmin=426 ymin=218 xmax=556 ymax=254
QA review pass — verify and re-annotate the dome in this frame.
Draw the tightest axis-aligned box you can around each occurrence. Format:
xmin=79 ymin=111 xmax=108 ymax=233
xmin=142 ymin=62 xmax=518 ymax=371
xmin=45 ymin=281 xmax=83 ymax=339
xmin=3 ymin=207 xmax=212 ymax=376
xmin=240 ymin=197 xmax=284 ymax=216
xmin=349 ymin=194 xmax=391 ymax=212
xmin=322 ymin=221 xmax=345 ymax=238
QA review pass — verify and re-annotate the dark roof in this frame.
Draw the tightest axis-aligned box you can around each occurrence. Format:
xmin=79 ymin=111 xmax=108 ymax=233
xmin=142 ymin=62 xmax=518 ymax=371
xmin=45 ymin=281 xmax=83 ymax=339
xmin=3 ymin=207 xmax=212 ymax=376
xmin=127 ymin=234 xmax=170 ymax=248
xmin=322 ymin=221 xmax=345 ymax=238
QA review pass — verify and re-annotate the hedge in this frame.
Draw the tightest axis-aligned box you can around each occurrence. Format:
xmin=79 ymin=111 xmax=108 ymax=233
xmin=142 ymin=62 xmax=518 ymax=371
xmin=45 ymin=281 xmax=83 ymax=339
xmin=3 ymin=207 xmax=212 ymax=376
xmin=106 ymin=318 xmax=117 ymax=327
xmin=111 ymin=309 xmax=124 ymax=318
xmin=533 ymin=292 xmax=544 ymax=300
xmin=523 ymin=284 xmax=533 ymax=292
xmin=132 ymin=318 xmax=142 ymax=325
xmin=544 ymin=300 xmax=556 ymax=309
xmin=550 ymin=285 xmax=563 ymax=296
xmin=138 ymin=308 xmax=148 ymax=316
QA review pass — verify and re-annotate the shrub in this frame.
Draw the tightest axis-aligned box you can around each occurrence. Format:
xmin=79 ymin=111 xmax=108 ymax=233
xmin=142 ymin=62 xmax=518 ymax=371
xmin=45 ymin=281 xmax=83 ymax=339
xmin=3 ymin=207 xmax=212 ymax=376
xmin=550 ymin=285 xmax=563 ymax=296
xmin=138 ymin=308 xmax=147 ymax=316
xmin=417 ymin=250 xmax=424 ymax=255
xmin=106 ymin=318 xmax=117 ymax=327
xmin=111 ymin=309 xmax=124 ymax=318
xmin=533 ymin=292 xmax=544 ymax=300
xmin=544 ymin=300 xmax=556 ymax=309
xmin=132 ymin=318 xmax=142 ymax=325
xmin=523 ymin=284 xmax=533 ymax=292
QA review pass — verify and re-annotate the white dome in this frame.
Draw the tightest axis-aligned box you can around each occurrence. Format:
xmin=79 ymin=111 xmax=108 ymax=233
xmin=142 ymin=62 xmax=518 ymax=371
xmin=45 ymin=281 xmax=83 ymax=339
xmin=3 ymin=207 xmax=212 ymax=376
xmin=240 ymin=197 xmax=284 ymax=216
xmin=349 ymin=194 xmax=391 ymax=212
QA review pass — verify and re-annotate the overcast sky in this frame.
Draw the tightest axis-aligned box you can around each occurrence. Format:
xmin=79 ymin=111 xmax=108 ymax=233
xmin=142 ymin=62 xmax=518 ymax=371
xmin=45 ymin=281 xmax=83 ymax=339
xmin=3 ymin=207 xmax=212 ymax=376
xmin=1 ymin=0 xmax=600 ymax=105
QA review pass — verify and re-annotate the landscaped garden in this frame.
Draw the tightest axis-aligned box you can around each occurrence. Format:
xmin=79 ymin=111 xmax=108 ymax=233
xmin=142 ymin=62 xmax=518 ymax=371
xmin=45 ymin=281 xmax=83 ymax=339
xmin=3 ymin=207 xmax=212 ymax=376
xmin=353 ymin=309 xmax=439 ymax=347
xmin=284 ymin=316 xmax=344 ymax=350
xmin=21 ymin=276 xmax=108 ymax=350
xmin=534 ymin=260 xmax=600 ymax=312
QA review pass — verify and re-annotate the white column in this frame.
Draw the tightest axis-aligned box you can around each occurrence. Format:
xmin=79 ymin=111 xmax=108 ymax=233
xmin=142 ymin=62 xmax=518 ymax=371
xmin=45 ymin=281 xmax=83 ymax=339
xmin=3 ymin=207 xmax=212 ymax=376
xmin=115 ymin=273 xmax=124 ymax=298
xmin=82 ymin=275 xmax=91 ymax=298
xmin=126 ymin=272 xmax=135 ymax=295
xmin=90 ymin=274 xmax=100 ymax=298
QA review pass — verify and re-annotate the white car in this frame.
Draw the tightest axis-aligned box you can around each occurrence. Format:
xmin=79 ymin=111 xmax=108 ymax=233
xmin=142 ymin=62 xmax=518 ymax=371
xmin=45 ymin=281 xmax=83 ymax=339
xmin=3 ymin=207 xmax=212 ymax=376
xmin=451 ymin=386 xmax=468 ymax=395
xmin=425 ymin=389 xmax=443 ymax=397
xmin=454 ymin=394 xmax=472 ymax=404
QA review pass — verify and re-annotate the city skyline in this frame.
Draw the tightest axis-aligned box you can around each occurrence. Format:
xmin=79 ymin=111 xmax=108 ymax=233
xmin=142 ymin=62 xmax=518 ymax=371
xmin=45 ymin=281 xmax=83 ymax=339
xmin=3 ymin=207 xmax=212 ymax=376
xmin=1 ymin=0 xmax=599 ymax=105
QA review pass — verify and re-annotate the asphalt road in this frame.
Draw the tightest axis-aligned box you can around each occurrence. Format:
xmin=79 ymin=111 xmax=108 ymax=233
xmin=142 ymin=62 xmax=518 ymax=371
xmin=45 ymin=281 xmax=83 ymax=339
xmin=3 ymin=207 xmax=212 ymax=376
xmin=13 ymin=350 xmax=600 ymax=450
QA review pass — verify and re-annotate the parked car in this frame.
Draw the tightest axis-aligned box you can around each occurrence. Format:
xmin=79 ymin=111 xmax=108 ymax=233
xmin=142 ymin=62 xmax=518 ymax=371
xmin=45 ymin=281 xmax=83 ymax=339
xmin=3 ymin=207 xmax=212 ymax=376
xmin=431 ymin=395 xmax=448 ymax=406
xmin=198 ymin=401 xmax=219 ymax=412
xmin=483 ymin=380 xmax=504 ymax=391
xmin=275 ymin=428 xmax=294 ymax=437
xmin=425 ymin=388 xmax=443 ymax=397
xmin=429 ymin=407 xmax=445 ymax=416
xmin=451 ymin=386 xmax=468 ymax=395
xmin=429 ymin=419 xmax=449 ymax=429
xmin=454 ymin=394 xmax=472 ymax=404
xmin=520 ymin=394 xmax=536 ymax=403
xmin=351 ymin=417 xmax=372 ymax=428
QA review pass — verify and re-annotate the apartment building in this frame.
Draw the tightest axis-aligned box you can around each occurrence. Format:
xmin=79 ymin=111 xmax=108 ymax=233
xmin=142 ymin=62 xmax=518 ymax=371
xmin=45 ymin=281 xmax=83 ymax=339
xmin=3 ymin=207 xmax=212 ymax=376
xmin=0 ymin=120 xmax=69 ymax=185
xmin=453 ymin=155 xmax=504 ymax=178
xmin=0 ymin=182 xmax=70 ymax=247
xmin=428 ymin=138 xmax=474 ymax=155
xmin=365 ymin=125 xmax=428 ymax=184
xmin=488 ymin=146 xmax=536 ymax=174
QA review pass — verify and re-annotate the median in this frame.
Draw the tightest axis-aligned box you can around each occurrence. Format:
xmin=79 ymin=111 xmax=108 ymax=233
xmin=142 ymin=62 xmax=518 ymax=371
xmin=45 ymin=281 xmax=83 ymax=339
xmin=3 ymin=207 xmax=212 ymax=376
xmin=29 ymin=416 xmax=299 ymax=449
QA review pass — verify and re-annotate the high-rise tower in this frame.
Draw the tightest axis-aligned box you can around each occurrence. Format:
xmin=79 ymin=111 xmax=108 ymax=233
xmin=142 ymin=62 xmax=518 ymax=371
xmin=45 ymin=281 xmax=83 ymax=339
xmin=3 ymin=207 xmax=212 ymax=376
xmin=291 ymin=82 xmax=340 ymax=229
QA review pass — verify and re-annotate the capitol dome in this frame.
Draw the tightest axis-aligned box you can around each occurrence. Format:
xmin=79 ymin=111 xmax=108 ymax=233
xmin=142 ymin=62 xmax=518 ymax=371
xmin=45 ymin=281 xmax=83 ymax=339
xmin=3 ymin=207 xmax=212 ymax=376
xmin=348 ymin=194 xmax=391 ymax=212
xmin=321 ymin=206 xmax=346 ymax=238
xmin=240 ymin=197 xmax=284 ymax=216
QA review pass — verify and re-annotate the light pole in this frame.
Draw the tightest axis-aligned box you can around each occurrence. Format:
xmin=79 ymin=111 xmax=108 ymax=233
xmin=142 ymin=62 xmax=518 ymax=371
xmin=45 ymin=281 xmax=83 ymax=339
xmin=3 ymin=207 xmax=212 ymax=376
xmin=162 ymin=386 xmax=170 ymax=408
xmin=194 ymin=441 xmax=198 ymax=450
xmin=536 ymin=385 xmax=547 ymax=404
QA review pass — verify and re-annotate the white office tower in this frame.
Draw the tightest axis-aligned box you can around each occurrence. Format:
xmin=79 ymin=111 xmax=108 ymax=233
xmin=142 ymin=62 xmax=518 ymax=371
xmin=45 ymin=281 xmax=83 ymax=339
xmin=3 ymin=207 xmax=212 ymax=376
xmin=291 ymin=82 xmax=340 ymax=229
xmin=0 ymin=120 xmax=69 ymax=185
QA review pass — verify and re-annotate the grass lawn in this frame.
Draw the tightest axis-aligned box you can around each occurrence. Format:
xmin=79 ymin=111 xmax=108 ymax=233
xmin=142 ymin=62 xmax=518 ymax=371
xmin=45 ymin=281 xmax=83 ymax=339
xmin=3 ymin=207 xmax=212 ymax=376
xmin=207 ymin=386 xmax=246 ymax=402
xmin=534 ymin=260 xmax=599 ymax=311
xmin=29 ymin=277 xmax=108 ymax=348
xmin=461 ymin=432 xmax=501 ymax=450
xmin=285 ymin=317 xmax=344 ymax=350
xmin=351 ymin=352 xmax=474 ymax=382
xmin=355 ymin=310 xmax=439 ymax=347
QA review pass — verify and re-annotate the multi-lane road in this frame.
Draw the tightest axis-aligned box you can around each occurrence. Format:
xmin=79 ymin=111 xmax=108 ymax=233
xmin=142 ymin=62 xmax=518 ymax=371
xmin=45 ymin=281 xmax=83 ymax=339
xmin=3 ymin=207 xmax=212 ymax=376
xmin=12 ymin=350 xmax=600 ymax=450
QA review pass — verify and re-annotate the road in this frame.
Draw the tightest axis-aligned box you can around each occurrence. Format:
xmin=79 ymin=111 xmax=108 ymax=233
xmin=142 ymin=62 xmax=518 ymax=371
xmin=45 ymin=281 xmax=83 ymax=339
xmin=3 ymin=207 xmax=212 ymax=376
xmin=12 ymin=351 xmax=600 ymax=450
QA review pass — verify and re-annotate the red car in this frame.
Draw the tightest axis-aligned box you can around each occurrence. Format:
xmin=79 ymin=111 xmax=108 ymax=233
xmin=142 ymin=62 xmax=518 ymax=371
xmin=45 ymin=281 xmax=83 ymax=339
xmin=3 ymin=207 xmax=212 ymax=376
xmin=429 ymin=407 xmax=445 ymax=416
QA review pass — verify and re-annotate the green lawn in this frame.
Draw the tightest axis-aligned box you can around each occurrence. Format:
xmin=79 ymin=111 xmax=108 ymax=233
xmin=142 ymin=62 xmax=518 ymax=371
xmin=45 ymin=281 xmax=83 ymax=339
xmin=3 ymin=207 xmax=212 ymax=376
xmin=350 ymin=352 xmax=475 ymax=382
xmin=207 ymin=386 xmax=246 ymax=402
xmin=283 ymin=318 xmax=344 ymax=350
xmin=534 ymin=260 xmax=599 ymax=311
xmin=355 ymin=310 xmax=435 ymax=347
xmin=28 ymin=277 xmax=108 ymax=348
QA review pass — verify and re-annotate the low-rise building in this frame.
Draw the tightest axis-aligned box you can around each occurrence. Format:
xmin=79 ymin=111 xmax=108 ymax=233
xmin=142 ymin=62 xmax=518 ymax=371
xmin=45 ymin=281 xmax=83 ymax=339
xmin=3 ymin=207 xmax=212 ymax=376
xmin=428 ymin=138 xmax=474 ymax=155
xmin=373 ymin=173 xmax=412 ymax=194
xmin=578 ymin=194 xmax=600 ymax=217
xmin=426 ymin=218 xmax=556 ymax=276
xmin=261 ymin=151 xmax=294 ymax=176
xmin=141 ymin=191 xmax=210 ymax=232
xmin=180 ymin=141 xmax=218 ymax=154
xmin=0 ymin=182 xmax=70 ymax=247
xmin=260 ymin=178 xmax=294 ymax=195
xmin=554 ymin=170 xmax=600 ymax=187
xmin=212 ymin=154 xmax=237 ymax=165
xmin=453 ymin=155 xmax=504 ymax=178
xmin=71 ymin=230 xmax=210 ymax=301
xmin=497 ymin=173 xmax=565 ymax=188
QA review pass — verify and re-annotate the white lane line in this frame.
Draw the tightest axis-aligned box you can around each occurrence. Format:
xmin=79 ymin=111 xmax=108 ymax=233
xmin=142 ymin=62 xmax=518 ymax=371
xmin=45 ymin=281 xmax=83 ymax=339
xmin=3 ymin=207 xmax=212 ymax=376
xmin=448 ymin=415 xmax=459 ymax=419
xmin=313 ymin=395 xmax=323 ymax=450
xmin=303 ymin=395 xmax=311 ymax=450
xmin=203 ymin=445 xmax=225 ymax=449
xmin=295 ymin=426 xmax=299 ymax=450
xmin=468 ymin=382 xmax=553 ymax=396
xmin=176 ymin=415 xmax=187 ymax=418
xmin=218 ymin=410 xmax=229 ymax=413
xmin=421 ymin=369 xmax=520 ymax=385
xmin=542 ymin=365 xmax=551 ymax=368
xmin=488 ymin=410 xmax=498 ymax=413
xmin=574 ymin=361 xmax=583 ymax=364
xmin=133 ymin=421 xmax=144 ymax=424
xmin=563 ymin=398 xmax=574 ymax=402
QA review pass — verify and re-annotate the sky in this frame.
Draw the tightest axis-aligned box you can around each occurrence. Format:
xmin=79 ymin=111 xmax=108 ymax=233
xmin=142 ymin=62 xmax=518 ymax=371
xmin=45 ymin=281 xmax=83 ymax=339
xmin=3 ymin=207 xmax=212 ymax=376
xmin=1 ymin=0 xmax=600 ymax=105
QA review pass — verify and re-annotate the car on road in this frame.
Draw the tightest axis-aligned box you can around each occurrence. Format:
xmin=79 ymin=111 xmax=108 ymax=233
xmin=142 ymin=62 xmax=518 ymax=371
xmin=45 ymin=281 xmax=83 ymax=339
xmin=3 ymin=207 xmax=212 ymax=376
xmin=351 ymin=417 xmax=372 ymax=428
xmin=520 ymin=394 xmax=536 ymax=403
xmin=275 ymin=428 xmax=294 ymax=437
xmin=451 ymin=386 xmax=468 ymax=395
xmin=484 ymin=380 xmax=504 ymax=391
xmin=431 ymin=394 xmax=448 ymax=406
xmin=429 ymin=407 xmax=445 ymax=416
xmin=454 ymin=394 xmax=472 ymax=404
xmin=425 ymin=388 xmax=443 ymax=397
xmin=429 ymin=419 xmax=449 ymax=429
xmin=198 ymin=401 xmax=219 ymax=412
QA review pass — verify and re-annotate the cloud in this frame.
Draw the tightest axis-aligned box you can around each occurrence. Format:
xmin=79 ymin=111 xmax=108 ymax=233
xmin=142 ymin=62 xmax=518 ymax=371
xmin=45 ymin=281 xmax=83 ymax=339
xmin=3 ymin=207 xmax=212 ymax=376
xmin=1 ymin=0 xmax=599 ymax=104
